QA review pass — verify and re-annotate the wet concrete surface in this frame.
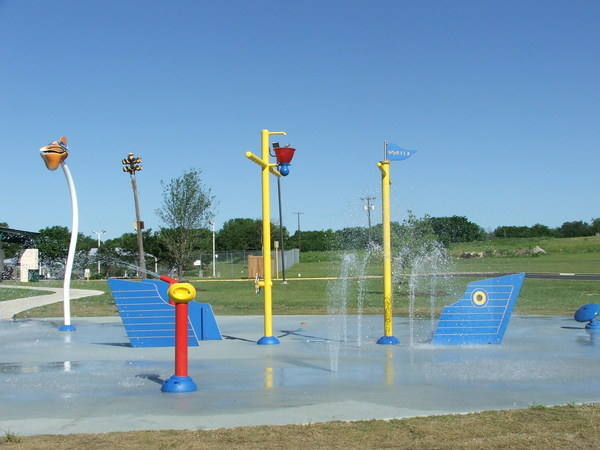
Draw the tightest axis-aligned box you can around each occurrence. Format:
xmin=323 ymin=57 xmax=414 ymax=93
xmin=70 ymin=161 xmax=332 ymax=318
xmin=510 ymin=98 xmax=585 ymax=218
xmin=1 ymin=315 xmax=599 ymax=436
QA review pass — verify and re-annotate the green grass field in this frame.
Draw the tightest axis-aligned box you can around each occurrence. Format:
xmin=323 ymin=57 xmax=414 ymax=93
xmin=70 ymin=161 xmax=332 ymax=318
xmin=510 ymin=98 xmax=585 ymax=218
xmin=0 ymin=287 xmax=53 ymax=302
xmin=13 ymin=237 xmax=600 ymax=318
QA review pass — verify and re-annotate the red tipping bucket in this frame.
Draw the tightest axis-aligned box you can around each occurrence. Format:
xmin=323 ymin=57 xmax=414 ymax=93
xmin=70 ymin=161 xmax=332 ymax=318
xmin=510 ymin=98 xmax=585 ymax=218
xmin=274 ymin=147 xmax=296 ymax=164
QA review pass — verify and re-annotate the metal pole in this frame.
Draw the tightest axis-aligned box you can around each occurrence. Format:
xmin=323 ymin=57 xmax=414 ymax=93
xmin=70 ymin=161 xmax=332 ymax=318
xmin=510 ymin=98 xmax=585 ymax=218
xmin=361 ymin=197 xmax=376 ymax=243
xmin=293 ymin=211 xmax=303 ymax=251
xmin=376 ymin=142 xmax=399 ymax=345
xmin=60 ymin=163 xmax=78 ymax=331
xmin=130 ymin=174 xmax=146 ymax=274
xmin=92 ymin=230 xmax=106 ymax=275
xmin=277 ymin=176 xmax=287 ymax=283
xmin=274 ymin=241 xmax=279 ymax=279
xmin=211 ymin=221 xmax=216 ymax=277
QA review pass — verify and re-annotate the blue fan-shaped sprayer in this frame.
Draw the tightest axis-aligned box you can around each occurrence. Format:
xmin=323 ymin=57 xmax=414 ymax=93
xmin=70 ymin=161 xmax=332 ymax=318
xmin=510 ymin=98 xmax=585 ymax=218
xmin=574 ymin=303 xmax=600 ymax=330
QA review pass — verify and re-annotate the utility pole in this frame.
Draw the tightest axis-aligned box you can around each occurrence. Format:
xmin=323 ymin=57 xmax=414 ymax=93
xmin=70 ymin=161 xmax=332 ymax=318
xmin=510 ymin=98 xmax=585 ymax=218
xmin=92 ymin=230 xmax=106 ymax=275
xmin=361 ymin=196 xmax=376 ymax=243
xmin=293 ymin=211 xmax=304 ymax=251
xmin=209 ymin=221 xmax=216 ymax=277
xmin=122 ymin=153 xmax=146 ymax=274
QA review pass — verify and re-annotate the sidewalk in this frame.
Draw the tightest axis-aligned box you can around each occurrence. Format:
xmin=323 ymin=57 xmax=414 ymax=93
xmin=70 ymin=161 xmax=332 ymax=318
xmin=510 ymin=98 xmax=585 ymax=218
xmin=0 ymin=285 xmax=104 ymax=319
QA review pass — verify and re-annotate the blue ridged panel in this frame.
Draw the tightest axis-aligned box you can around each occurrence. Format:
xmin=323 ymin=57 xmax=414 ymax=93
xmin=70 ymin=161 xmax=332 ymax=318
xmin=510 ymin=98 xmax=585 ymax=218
xmin=129 ymin=337 xmax=199 ymax=347
xmin=436 ymin=320 xmax=500 ymax=328
xmin=432 ymin=273 xmax=525 ymax=345
xmin=108 ymin=278 xmax=222 ymax=347
xmin=127 ymin=330 xmax=196 ymax=337
xmin=119 ymin=311 xmax=173 ymax=318
xmin=121 ymin=317 xmax=175 ymax=324
xmin=116 ymin=304 xmax=172 ymax=311
xmin=442 ymin=306 xmax=507 ymax=314
xmin=439 ymin=313 xmax=504 ymax=321
xmin=114 ymin=297 xmax=163 ymax=304
xmin=125 ymin=324 xmax=173 ymax=331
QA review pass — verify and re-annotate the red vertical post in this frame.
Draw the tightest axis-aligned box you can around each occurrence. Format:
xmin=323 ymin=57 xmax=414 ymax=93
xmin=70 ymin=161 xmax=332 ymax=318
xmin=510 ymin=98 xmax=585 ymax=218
xmin=175 ymin=301 xmax=189 ymax=377
xmin=161 ymin=282 xmax=197 ymax=393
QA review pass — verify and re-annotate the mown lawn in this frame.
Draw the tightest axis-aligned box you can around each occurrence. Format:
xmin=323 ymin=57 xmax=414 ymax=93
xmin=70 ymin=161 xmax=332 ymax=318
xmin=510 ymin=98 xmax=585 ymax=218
xmin=0 ymin=287 xmax=53 ymax=302
xmin=12 ymin=238 xmax=600 ymax=318
xmin=14 ymin=258 xmax=600 ymax=318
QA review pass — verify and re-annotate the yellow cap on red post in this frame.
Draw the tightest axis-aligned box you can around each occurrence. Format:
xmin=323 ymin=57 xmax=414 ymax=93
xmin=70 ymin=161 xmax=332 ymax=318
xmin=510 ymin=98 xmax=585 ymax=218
xmin=168 ymin=283 xmax=196 ymax=303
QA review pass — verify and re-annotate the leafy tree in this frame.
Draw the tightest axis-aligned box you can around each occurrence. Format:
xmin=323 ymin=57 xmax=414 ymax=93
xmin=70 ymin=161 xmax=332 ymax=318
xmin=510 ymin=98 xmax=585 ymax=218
xmin=36 ymin=226 xmax=68 ymax=260
xmin=333 ymin=227 xmax=371 ymax=250
xmin=394 ymin=211 xmax=440 ymax=270
xmin=557 ymin=220 xmax=593 ymax=238
xmin=494 ymin=224 xmax=555 ymax=238
xmin=530 ymin=223 xmax=554 ymax=237
xmin=290 ymin=229 xmax=336 ymax=251
xmin=591 ymin=218 xmax=600 ymax=235
xmin=35 ymin=226 xmax=95 ymax=259
xmin=155 ymin=169 xmax=215 ymax=278
xmin=494 ymin=226 xmax=531 ymax=238
xmin=429 ymin=216 xmax=484 ymax=245
xmin=0 ymin=222 xmax=22 ymax=259
xmin=217 ymin=218 xmax=289 ymax=251
xmin=217 ymin=218 xmax=262 ymax=250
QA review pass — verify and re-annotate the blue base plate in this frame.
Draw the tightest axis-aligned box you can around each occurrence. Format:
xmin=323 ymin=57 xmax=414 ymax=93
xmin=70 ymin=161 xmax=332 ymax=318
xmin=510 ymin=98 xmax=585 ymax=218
xmin=161 ymin=375 xmax=197 ymax=393
xmin=586 ymin=320 xmax=600 ymax=330
xmin=58 ymin=324 xmax=76 ymax=332
xmin=257 ymin=336 xmax=280 ymax=345
xmin=376 ymin=335 xmax=399 ymax=345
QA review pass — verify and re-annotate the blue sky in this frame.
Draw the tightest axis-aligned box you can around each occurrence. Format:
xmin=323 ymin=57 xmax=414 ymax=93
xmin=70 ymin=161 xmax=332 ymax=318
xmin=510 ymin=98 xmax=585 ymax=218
xmin=1 ymin=0 xmax=599 ymax=239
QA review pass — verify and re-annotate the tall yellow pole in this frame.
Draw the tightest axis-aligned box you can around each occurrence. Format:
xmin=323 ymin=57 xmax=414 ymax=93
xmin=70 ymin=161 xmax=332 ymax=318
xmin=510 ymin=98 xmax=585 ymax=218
xmin=246 ymin=129 xmax=286 ymax=345
xmin=377 ymin=160 xmax=399 ymax=345
xmin=260 ymin=129 xmax=274 ymax=340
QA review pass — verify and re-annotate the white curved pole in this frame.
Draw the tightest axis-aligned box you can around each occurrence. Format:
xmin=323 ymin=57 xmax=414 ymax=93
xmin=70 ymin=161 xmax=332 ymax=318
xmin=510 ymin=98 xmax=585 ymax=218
xmin=61 ymin=162 xmax=78 ymax=329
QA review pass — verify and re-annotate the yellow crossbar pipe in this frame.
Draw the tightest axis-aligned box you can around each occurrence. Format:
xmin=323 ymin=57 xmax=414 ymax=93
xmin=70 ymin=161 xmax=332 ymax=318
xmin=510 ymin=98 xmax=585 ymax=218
xmin=246 ymin=152 xmax=282 ymax=177
xmin=245 ymin=151 xmax=267 ymax=168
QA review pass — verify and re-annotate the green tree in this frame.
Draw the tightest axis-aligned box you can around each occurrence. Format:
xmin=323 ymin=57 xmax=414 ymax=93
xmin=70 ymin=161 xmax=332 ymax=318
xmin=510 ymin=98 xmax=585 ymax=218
xmin=557 ymin=220 xmax=593 ymax=238
xmin=36 ymin=226 xmax=71 ymax=260
xmin=217 ymin=218 xmax=288 ymax=251
xmin=429 ymin=216 xmax=484 ymax=245
xmin=394 ymin=212 xmax=440 ymax=270
xmin=291 ymin=229 xmax=336 ymax=251
xmin=155 ymin=169 xmax=215 ymax=278
xmin=0 ymin=222 xmax=22 ymax=259
xmin=530 ymin=223 xmax=554 ymax=237
xmin=217 ymin=218 xmax=262 ymax=250
xmin=591 ymin=218 xmax=600 ymax=235
xmin=333 ymin=227 xmax=370 ymax=250
xmin=36 ymin=226 xmax=95 ymax=260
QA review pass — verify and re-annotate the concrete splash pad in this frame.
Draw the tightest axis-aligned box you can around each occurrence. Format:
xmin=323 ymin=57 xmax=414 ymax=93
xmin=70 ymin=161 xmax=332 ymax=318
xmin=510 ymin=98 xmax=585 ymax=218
xmin=1 ymin=315 xmax=599 ymax=436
